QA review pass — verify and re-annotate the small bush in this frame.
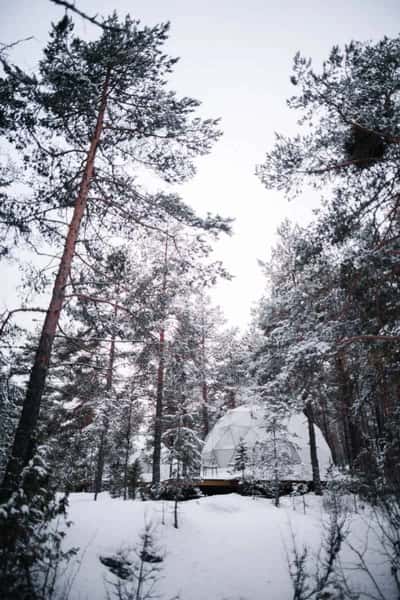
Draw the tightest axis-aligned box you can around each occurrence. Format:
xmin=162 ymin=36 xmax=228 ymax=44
xmin=0 ymin=447 xmax=77 ymax=600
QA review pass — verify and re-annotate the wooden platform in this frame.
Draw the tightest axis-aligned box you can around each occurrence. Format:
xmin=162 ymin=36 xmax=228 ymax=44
xmin=195 ymin=478 xmax=313 ymax=497
xmin=196 ymin=478 xmax=240 ymax=495
xmin=138 ymin=478 xmax=314 ymax=500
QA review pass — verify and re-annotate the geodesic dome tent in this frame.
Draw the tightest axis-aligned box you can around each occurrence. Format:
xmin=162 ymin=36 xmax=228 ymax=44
xmin=201 ymin=405 xmax=332 ymax=480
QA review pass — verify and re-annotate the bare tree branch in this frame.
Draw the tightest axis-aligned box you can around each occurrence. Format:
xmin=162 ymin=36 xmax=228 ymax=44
xmin=0 ymin=37 xmax=33 ymax=55
xmin=64 ymin=293 xmax=136 ymax=317
xmin=0 ymin=307 xmax=47 ymax=337
xmin=338 ymin=334 xmax=400 ymax=347
xmin=49 ymin=0 xmax=124 ymax=31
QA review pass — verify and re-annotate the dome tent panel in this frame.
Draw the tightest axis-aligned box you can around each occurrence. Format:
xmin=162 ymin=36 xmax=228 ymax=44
xmin=213 ymin=429 xmax=236 ymax=450
xmin=201 ymin=406 xmax=332 ymax=481
xmin=225 ymin=425 xmax=252 ymax=446
xmin=243 ymin=427 xmax=263 ymax=447
xmin=212 ymin=448 xmax=235 ymax=468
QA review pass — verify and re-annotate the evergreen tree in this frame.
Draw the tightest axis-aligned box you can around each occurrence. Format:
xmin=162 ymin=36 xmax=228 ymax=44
xmin=251 ymin=222 xmax=332 ymax=485
xmin=0 ymin=446 xmax=77 ymax=600
xmin=0 ymin=13 xmax=230 ymax=501
xmin=146 ymin=226 xmax=230 ymax=486
xmin=233 ymin=438 xmax=249 ymax=480
xmin=263 ymin=411 xmax=298 ymax=507
xmin=256 ymin=35 xmax=400 ymax=225
xmin=254 ymin=32 xmax=400 ymax=481
xmin=40 ymin=241 xmax=155 ymax=495
xmin=162 ymin=310 xmax=204 ymax=481
xmin=0 ymin=376 xmax=22 ymax=483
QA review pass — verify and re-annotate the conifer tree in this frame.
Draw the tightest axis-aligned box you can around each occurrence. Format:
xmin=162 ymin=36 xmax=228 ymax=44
xmin=263 ymin=411 xmax=298 ymax=507
xmin=147 ymin=227 xmax=230 ymax=486
xmin=255 ymin=46 xmax=400 ymax=479
xmin=256 ymin=35 xmax=400 ymax=219
xmin=233 ymin=438 xmax=249 ymax=480
xmin=0 ymin=13 xmax=230 ymax=501
xmin=0 ymin=446 xmax=77 ymax=600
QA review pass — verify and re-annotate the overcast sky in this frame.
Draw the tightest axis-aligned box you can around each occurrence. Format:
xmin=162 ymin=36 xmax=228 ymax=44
xmin=1 ymin=0 xmax=399 ymax=329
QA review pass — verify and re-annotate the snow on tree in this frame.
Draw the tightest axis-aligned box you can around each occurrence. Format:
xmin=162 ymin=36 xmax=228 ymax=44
xmin=0 ymin=11 xmax=231 ymax=501
xmin=161 ymin=310 xmax=204 ymax=481
xmin=0 ymin=446 xmax=77 ymax=599
xmin=146 ymin=227 xmax=230 ymax=487
xmin=255 ymin=34 xmax=400 ymax=480
xmin=232 ymin=437 xmax=249 ymax=480
xmin=262 ymin=410 xmax=299 ymax=506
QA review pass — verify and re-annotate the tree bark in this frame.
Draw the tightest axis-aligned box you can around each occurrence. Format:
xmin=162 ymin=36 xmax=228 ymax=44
xmin=336 ymin=352 xmax=362 ymax=471
xmin=272 ymin=426 xmax=280 ymax=507
xmin=0 ymin=68 xmax=111 ymax=503
xmin=200 ymin=314 xmax=209 ymax=439
xmin=304 ymin=403 xmax=322 ymax=495
xmin=152 ymin=327 xmax=165 ymax=486
xmin=94 ymin=306 xmax=117 ymax=501
xmin=93 ymin=428 xmax=107 ymax=501
xmin=122 ymin=398 xmax=133 ymax=500
xmin=152 ymin=234 xmax=169 ymax=487
xmin=201 ymin=381 xmax=209 ymax=439
xmin=228 ymin=388 xmax=236 ymax=409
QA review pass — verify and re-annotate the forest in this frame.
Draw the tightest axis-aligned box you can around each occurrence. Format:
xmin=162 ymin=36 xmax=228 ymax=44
xmin=0 ymin=2 xmax=399 ymax=600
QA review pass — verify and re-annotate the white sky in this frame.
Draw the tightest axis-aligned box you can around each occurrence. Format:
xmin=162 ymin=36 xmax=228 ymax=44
xmin=1 ymin=0 xmax=399 ymax=329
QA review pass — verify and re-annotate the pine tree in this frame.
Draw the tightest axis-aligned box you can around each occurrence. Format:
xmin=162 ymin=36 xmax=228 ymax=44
xmin=40 ymin=241 xmax=155 ymax=495
xmin=148 ymin=226 xmax=230 ymax=486
xmin=162 ymin=310 xmax=204 ymax=481
xmin=233 ymin=438 xmax=249 ymax=480
xmin=103 ymin=523 xmax=163 ymax=600
xmin=0 ymin=13 xmax=230 ymax=501
xmin=263 ymin=411 xmax=298 ymax=507
xmin=254 ymin=35 xmax=400 ymax=479
xmin=251 ymin=223 xmax=331 ymax=485
xmin=0 ymin=446 xmax=77 ymax=600
xmin=0 ymin=372 xmax=22 ymax=482
xmin=256 ymin=35 xmax=400 ymax=219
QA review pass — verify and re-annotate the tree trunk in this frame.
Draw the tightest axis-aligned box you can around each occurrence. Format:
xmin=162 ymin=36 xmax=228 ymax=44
xmin=0 ymin=70 xmax=111 ymax=503
xmin=93 ymin=429 xmax=106 ymax=501
xmin=319 ymin=392 xmax=338 ymax=464
xmin=174 ymin=495 xmax=179 ymax=529
xmin=122 ymin=398 xmax=133 ymax=500
xmin=304 ymin=403 xmax=322 ymax=495
xmin=272 ymin=427 xmax=280 ymax=507
xmin=152 ymin=327 xmax=165 ymax=486
xmin=336 ymin=352 xmax=361 ymax=471
xmin=152 ymin=234 xmax=169 ymax=487
xmin=94 ymin=309 xmax=117 ymax=501
xmin=199 ymin=314 xmax=210 ymax=438
xmin=174 ymin=441 xmax=180 ymax=529
xmin=228 ymin=388 xmax=236 ymax=409
xmin=201 ymin=381 xmax=209 ymax=439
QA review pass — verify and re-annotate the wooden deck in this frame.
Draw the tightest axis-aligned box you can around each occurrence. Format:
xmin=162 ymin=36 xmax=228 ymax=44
xmin=138 ymin=478 xmax=314 ymax=499
xmin=195 ymin=478 xmax=313 ymax=497
xmin=196 ymin=478 xmax=240 ymax=495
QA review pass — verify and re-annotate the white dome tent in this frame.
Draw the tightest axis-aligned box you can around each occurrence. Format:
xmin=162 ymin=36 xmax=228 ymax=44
xmin=201 ymin=405 xmax=332 ymax=480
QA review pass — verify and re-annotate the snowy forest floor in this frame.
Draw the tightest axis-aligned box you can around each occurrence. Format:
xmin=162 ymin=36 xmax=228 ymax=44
xmin=58 ymin=491 xmax=396 ymax=600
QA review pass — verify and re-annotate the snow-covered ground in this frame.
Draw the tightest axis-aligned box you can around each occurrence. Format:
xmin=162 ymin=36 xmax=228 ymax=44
xmin=59 ymin=492 xmax=397 ymax=600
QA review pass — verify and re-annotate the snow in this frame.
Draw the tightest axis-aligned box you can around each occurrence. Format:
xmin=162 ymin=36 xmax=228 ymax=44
xmin=63 ymin=398 xmax=82 ymax=412
xmin=59 ymin=492 xmax=397 ymax=600
xmin=202 ymin=406 xmax=332 ymax=480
